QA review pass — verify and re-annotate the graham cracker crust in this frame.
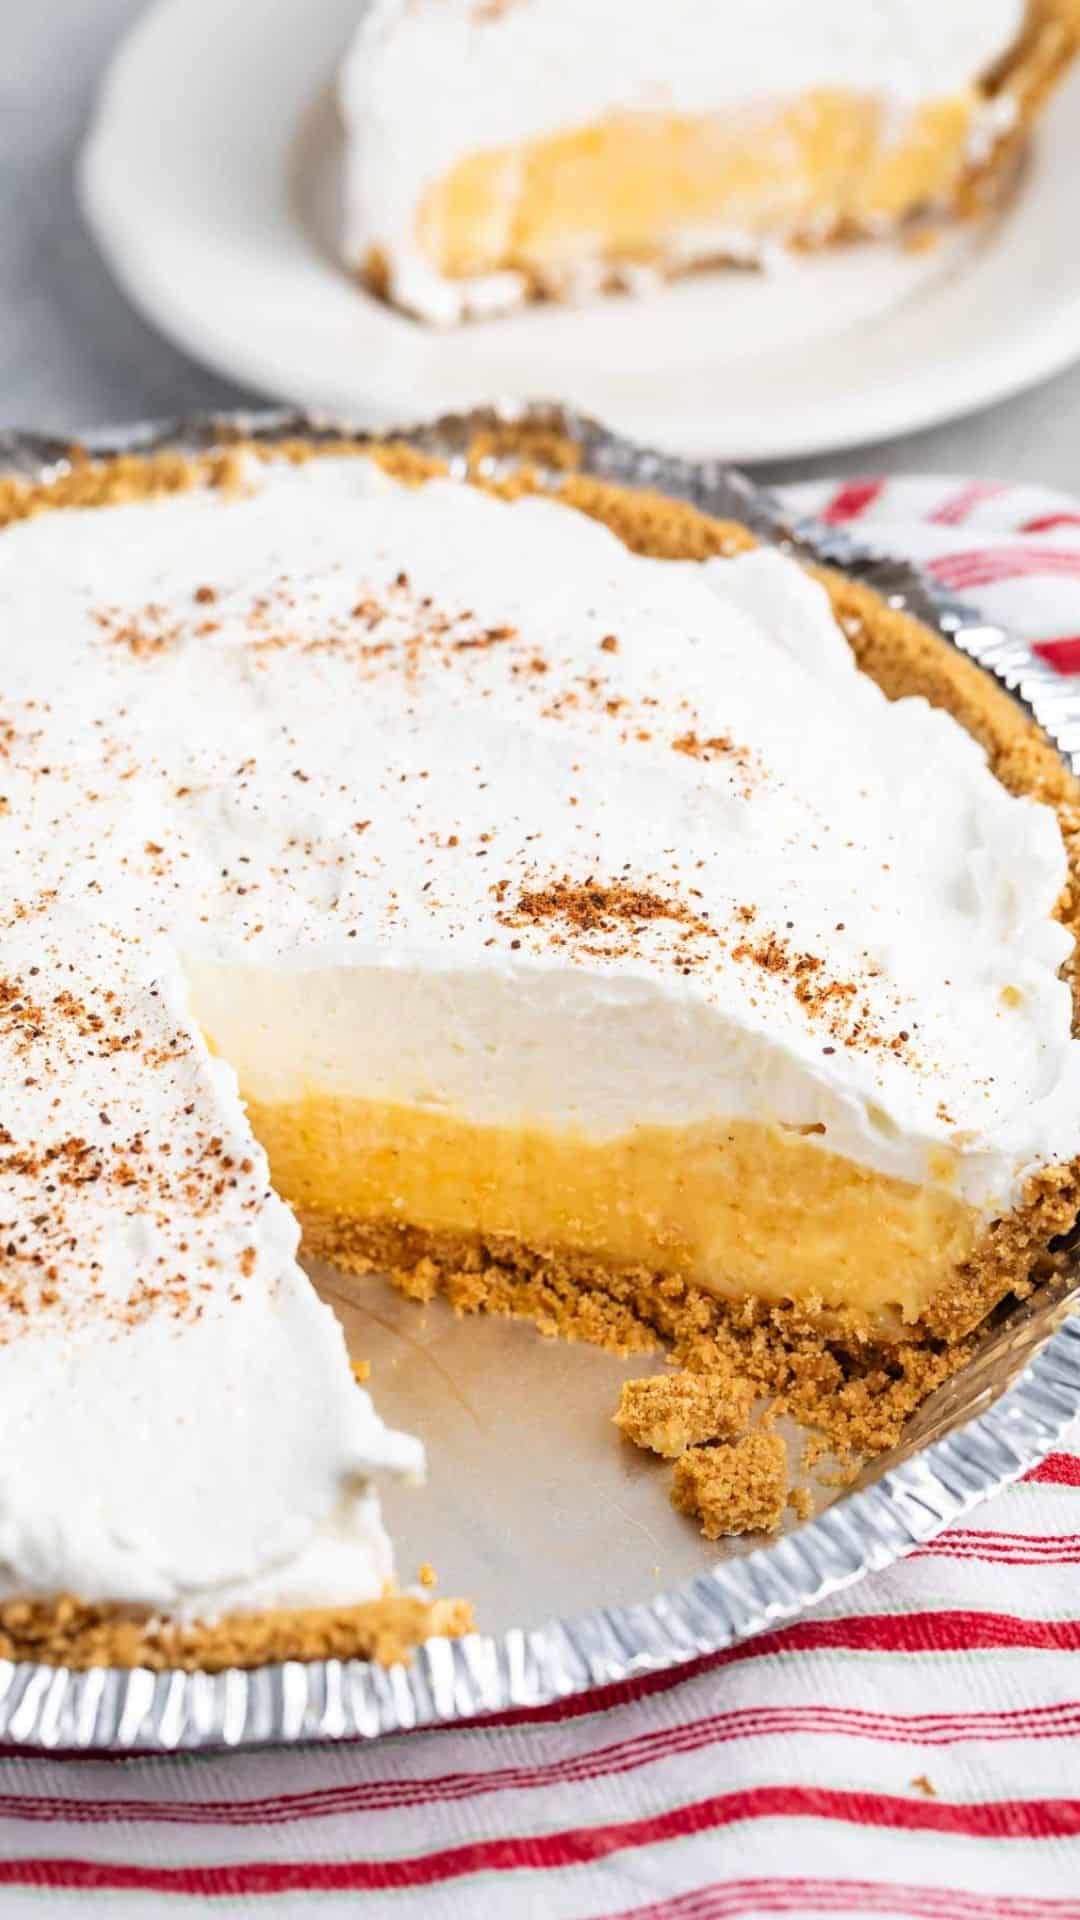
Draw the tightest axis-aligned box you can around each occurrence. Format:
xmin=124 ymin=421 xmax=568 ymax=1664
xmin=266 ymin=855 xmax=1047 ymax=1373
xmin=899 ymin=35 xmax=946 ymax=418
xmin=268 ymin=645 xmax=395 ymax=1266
xmin=3 ymin=423 xmax=1080 ymax=1645
xmin=0 ymin=1591 xmax=472 ymax=1674
xmin=942 ymin=0 xmax=1080 ymax=226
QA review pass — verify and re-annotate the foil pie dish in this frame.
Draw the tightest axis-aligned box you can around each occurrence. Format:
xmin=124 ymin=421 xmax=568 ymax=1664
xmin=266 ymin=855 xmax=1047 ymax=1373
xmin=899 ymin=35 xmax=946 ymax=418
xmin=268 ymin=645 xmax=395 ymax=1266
xmin=0 ymin=402 xmax=1077 ymax=1752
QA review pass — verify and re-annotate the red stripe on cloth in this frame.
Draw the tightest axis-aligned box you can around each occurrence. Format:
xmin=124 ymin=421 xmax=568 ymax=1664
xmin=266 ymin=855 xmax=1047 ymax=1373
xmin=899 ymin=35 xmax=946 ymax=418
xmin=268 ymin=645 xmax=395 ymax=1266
xmin=921 ymin=1547 xmax=1080 ymax=1566
xmin=928 ymin=483 xmax=1006 ymax=527
xmin=466 ymin=1612 xmax=1080 ymax=1730
xmin=8 ymin=1704 xmax=1080 ymax=1827
xmin=1021 ymin=513 xmax=1080 ymax=535
xmin=915 ymin=1532 xmax=1080 ymax=1565
xmin=1033 ymin=638 xmax=1080 ymax=675
xmin=1024 ymin=1454 xmax=1080 ymax=1486
xmin=820 ymin=481 xmax=886 ymax=525
xmin=3 ymin=1790 xmax=1080 ymax=1894
xmin=594 ymin=1879 xmax=1080 ymax=1920
xmin=934 ymin=1531 xmax=1080 ymax=1549
xmin=929 ymin=549 xmax=1080 ymax=590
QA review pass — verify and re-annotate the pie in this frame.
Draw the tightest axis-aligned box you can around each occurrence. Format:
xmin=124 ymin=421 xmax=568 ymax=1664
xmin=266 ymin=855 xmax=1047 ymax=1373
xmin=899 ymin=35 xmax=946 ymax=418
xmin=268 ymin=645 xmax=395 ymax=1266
xmin=2 ymin=430 xmax=1079 ymax=1671
xmin=339 ymin=0 xmax=1080 ymax=322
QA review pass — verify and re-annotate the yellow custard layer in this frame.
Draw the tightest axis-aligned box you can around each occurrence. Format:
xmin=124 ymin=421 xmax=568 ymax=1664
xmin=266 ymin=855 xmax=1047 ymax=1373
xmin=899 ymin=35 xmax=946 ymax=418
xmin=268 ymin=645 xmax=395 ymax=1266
xmin=246 ymin=1093 xmax=980 ymax=1327
xmin=414 ymin=91 xmax=980 ymax=282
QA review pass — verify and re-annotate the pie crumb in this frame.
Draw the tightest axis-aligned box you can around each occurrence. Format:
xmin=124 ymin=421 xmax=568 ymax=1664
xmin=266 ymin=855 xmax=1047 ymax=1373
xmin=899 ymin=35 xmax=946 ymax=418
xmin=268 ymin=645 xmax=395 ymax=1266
xmin=910 ymin=1774 xmax=937 ymax=1798
xmin=787 ymin=1485 xmax=814 ymax=1521
xmin=671 ymin=1431 xmax=789 ymax=1539
xmin=614 ymin=1368 xmax=754 ymax=1457
xmin=350 ymin=1357 xmax=371 ymax=1383
xmin=418 ymin=1562 xmax=437 ymax=1589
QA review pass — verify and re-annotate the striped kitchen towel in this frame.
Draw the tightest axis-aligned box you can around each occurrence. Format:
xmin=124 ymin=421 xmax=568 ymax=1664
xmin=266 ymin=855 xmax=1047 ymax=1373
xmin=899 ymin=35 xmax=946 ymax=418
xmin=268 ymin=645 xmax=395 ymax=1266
xmin=1 ymin=474 xmax=1079 ymax=1917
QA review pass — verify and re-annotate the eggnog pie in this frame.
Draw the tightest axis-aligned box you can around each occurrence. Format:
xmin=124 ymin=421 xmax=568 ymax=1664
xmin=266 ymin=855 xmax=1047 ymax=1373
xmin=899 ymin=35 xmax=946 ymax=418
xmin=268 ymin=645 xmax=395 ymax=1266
xmin=1 ymin=434 xmax=1078 ymax=1665
xmin=339 ymin=0 xmax=1080 ymax=322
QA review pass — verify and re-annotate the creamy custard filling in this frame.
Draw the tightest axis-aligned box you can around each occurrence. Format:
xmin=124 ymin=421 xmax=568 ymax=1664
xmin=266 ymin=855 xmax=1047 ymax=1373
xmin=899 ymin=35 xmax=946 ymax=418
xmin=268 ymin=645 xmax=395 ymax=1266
xmin=413 ymin=93 xmax=983 ymax=288
xmin=242 ymin=1095 xmax=980 ymax=1328
xmin=339 ymin=0 xmax=1049 ymax=320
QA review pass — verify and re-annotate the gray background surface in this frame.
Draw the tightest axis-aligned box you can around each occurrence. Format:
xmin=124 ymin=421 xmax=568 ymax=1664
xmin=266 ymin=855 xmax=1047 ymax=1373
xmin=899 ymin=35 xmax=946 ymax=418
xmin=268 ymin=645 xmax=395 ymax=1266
xmin=5 ymin=0 xmax=1080 ymax=492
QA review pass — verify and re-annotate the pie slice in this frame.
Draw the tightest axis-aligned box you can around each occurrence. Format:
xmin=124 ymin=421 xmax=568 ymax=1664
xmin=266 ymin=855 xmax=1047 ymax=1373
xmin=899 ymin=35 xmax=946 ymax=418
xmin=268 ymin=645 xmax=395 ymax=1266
xmin=0 ymin=905 xmax=469 ymax=1669
xmin=1 ymin=433 xmax=1078 ymax=1666
xmin=339 ymin=0 xmax=1080 ymax=322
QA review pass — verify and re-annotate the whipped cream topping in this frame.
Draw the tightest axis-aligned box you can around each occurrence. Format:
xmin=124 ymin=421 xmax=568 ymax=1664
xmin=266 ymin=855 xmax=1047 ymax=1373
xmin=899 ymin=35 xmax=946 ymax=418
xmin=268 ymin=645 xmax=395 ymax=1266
xmin=339 ymin=0 xmax=1027 ymax=320
xmin=0 ymin=905 xmax=422 ymax=1615
xmin=1 ymin=449 xmax=1077 ymax=1606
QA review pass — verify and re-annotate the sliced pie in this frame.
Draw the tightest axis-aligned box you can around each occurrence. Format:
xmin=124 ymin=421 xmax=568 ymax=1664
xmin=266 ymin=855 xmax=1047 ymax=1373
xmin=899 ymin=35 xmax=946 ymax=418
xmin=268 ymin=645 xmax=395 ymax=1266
xmin=340 ymin=0 xmax=1080 ymax=322
xmin=1 ymin=433 xmax=1078 ymax=1665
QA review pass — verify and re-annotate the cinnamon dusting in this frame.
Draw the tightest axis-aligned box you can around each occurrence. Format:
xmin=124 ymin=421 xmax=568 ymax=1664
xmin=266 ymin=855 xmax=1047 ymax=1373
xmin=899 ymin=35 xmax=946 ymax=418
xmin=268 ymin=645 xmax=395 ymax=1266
xmin=505 ymin=876 xmax=705 ymax=941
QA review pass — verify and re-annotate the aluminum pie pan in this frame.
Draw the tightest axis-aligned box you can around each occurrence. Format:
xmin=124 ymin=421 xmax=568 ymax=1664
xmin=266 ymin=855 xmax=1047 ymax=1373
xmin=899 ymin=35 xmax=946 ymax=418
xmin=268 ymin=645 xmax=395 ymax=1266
xmin=0 ymin=401 xmax=1077 ymax=1754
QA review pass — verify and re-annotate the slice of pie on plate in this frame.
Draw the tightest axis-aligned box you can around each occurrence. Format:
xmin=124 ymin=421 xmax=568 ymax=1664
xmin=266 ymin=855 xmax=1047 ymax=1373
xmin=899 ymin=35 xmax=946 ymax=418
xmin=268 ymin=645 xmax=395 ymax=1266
xmin=339 ymin=0 xmax=1080 ymax=321
xmin=1 ymin=431 xmax=1078 ymax=1668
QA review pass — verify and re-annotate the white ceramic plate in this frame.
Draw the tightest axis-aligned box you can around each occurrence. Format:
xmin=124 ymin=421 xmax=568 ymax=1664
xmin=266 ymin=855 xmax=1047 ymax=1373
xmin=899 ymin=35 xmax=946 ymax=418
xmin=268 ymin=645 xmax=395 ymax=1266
xmin=80 ymin=0 xmax=1080 ymax=460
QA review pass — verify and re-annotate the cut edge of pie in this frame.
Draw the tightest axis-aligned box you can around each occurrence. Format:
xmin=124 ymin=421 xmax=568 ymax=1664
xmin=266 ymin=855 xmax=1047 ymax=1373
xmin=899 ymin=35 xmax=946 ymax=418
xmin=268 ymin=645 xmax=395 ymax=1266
xmin=347 ymin=0 xmax=1080 ymax=320
xmin=2 ymin=429 xmax=1079 ymax=1669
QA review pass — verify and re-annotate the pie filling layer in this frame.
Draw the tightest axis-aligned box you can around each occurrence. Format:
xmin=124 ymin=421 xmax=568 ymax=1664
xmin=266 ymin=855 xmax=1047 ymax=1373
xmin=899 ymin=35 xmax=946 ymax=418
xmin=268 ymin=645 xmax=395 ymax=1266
xmin=413 ymin=93 xmax=981 ymax=287
xmin=243 ymin=1093 xmax=979 ymax=1329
